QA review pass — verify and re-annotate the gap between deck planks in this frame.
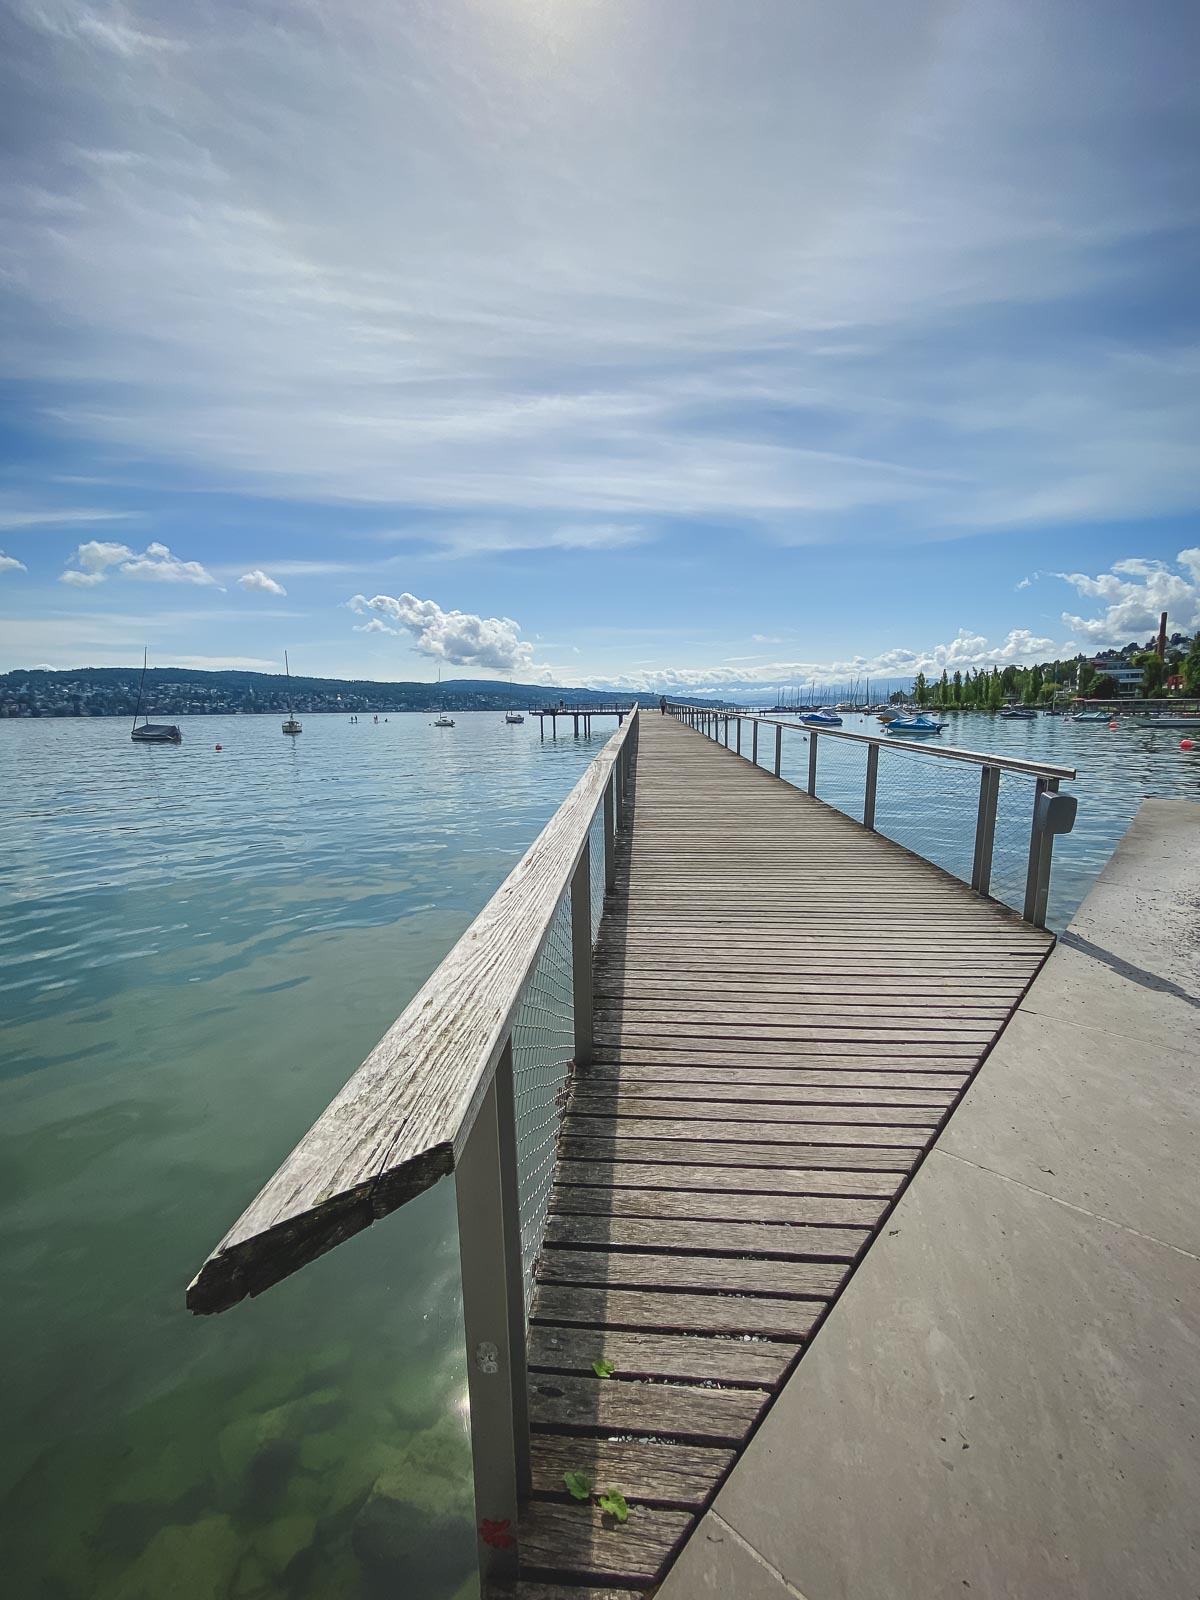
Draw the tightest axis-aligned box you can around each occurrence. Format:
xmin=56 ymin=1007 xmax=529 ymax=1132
xmin=512 ymin=712 xmax=1052 ymax=1596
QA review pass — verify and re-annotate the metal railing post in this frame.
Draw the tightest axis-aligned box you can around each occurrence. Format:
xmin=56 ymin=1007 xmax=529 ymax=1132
xmin=752 ymin=719 xmax=759 ymax=766
xmin=1023 ymin=776 xmax=1059 ymax=928
xmin=736 ymin=716 xmax=742 ymax=756
xmin=571 ymin=842 xmax=593 ymax=1065
xmin=971 ymin=765 xmax=1001 ymax=895
xmin=603 ymin=774 xmax=616 ymax=890
xmin=774 ymin=723 xmax=782 ymax=777
xmin=807 ymin=731 xmax=818 ymax=796
xmin=864 ymin=744 xmax=879 ymax=830
xmin=456 ymin=1040 xmax=528 ymax=1582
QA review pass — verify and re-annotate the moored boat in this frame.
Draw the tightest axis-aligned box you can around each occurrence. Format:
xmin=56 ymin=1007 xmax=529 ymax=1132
xmin=801 ymin=710 xmax=843 ymax=726
xmin=885 ymin=715 xmax=948 ymax=736
xmin=130 ymin=650 xmax=182 ymax=743
xmin=999 ymin=707 xmax=1037 ymax=719
xmin=282 ymin=651 xmax=302 ymax=735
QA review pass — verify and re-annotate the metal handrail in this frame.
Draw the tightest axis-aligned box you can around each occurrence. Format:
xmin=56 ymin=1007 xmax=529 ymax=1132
xmin=187 ymin=705 xmax=640 ymax=1582
xmin=676 ymin=704 xmax=1075 ymax=781
xmin=667 ymin=702 xmax=1076 ymax=929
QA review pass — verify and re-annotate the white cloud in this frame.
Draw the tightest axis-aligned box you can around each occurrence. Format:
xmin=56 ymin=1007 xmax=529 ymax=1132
xmin=0 ymin=551 xmax=28 ymax=574
xmin=589 ymin=627 xmax=1061 ymax=695
xmin=1054 ymin=547 xmax=1200 ymax=646
xmin=238 ymin=568 xmax=287 ymax=596
xmin=348 ymin=592 xmax=535 ymax=672
xmin=2 ymin=2 xmax=1195 ymax=543
xmin=60 ymin=540 xmax=219 ymax=587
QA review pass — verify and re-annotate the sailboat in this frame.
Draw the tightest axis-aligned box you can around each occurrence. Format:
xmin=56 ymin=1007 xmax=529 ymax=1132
xmin=504 ymin=674 xmax=524 ymax=724
xmin=281 ymin=652 xmax=302 ymax=735
xmin=433 ymin=669 xmax=455 ymax=727
xmin=130 ymin=650 xmax=182 ymax=743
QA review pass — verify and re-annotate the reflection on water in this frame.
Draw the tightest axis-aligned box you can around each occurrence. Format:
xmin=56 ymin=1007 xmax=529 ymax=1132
xmin=0 ymin=711 xmax=609 ymax=1599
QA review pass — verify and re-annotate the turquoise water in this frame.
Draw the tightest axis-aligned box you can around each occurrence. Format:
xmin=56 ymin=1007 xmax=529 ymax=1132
xmin=0 ymin=712 xmax=608 ymax=1600
xmin=1 ymin=708 xmax=1196 ymax=1598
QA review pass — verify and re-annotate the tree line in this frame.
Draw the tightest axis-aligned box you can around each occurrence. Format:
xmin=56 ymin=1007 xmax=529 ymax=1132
xmin=911 ymin=634 xmax=1200 ymax=709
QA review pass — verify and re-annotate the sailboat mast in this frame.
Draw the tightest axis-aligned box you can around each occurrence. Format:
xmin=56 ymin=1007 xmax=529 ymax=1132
xmin=132 ymin=648 xmax=147 ymax=730
xmin=285 ymin=651 xmax=294 ymax=717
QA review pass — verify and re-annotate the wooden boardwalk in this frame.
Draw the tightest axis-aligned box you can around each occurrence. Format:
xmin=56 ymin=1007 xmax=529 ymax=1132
xmin=514 ymin=712 xmax=1053 ymax=1595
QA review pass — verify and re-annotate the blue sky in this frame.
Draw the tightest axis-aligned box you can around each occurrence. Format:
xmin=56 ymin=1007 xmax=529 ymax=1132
xmin=1 ymin=0 xmax=1198 ymax=690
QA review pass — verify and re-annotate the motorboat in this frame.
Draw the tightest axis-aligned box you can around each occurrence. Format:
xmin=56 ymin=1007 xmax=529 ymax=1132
xmin=885 ymin=715 xmax=948 ymax=736
xmin=999 ymin=707 xmax=1037 ymax=719
xmin=130 ymin=649 xmax=181 ymax=743
xmin=1071 ymin=710 xmax=1116 ymax=722
xmin=1126 ymin=715 xmax=1200 ymax=729
xmin=801 ymin=710 xmax=843 ymax=726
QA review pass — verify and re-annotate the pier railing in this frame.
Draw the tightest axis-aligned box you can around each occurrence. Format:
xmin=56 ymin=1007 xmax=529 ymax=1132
xmin=668 ymin=705 xmax=1076 ymax=928
xmin=187 ymin=705 xmax=640 ymax=1583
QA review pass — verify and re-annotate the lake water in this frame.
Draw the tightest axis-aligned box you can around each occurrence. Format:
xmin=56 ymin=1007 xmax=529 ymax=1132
xmin=1 ymin=708 xmax=1196 ymax=1598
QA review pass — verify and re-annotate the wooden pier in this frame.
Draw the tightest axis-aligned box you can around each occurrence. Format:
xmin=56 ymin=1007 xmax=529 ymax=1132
xmin=513 ymin=713 xmax=1052 ymax=1591
xmin=188 ymin=703 xmax=1069 ymax=1598
xmin=536 ymin=705 xmax=633 ymax=739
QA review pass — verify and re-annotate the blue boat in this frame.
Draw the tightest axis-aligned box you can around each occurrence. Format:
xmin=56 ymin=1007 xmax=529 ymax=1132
xmin=801 ymin=710 xmax=843 ymax=727
xmin=999 ymin=707 xmax=1037 ymax=719
xmin=885 ymin=715 xmax=948 ymax=736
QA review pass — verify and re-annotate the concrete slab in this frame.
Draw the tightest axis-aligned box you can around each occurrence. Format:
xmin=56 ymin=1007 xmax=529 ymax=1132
xmin=939 ymin=1010 xmax=1200 ymax=1255
xmin=680 ymin=1152 xmax=1200 ymax=1600
xmin=661 ymin=1513 xmax=807 ymax=1599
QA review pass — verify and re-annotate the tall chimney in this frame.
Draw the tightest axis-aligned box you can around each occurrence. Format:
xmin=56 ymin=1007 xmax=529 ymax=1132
xmin=1157 ymin=611 xmax=1168 ymax=658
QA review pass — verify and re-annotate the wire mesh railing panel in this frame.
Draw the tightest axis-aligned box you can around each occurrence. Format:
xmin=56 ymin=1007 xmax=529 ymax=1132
xmin=510 ymin=889 xmax=575 ymax=1314
xmin=871 ymin=745 xmax=980 ymax=887
xmin=811 ymin=735 xmax=869 ymax=824
xmin=588 ymin=803 xmax=606 ymax=946
xmin=990 ymin=770 xmax=1039 ymax=914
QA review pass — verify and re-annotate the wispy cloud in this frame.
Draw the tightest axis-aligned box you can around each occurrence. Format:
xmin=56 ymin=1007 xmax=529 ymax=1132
xmin=0 ymin=551 xmax=28 ymax=574
xmin=0 ymin=507 xmax=137 ymax=531
xmin=2 ymin=1 xmax=1195 ymax=545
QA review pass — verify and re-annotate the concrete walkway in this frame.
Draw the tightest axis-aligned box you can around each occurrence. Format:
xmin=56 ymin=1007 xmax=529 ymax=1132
xmin=660 ymin=798 xmax=1200 ymax=1600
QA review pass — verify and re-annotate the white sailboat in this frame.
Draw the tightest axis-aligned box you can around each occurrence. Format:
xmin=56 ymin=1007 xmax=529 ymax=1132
xmin=504 ymin=674 xmax=524 ymax=723
xmin=282 ymin=652 xmax=302 ymax=734
xmin=433 ymin=669 xmax=455 ymax=727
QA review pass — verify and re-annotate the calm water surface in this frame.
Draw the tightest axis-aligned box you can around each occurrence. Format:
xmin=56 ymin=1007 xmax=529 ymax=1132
xmin=1 ymin=708 xmax=1197 ymax=1597
xmin=0 ymin=711 xmax=608 ymax=1600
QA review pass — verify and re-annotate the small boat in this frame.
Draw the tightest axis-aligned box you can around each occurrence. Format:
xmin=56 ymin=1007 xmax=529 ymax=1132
xmin=885 ymin=715 xmax=948 ymax=736
xmin=876 ymin=709 xmax=899 ymax=724
xmin=1126 ymin=715 xmax=1200 ymax=729
xmin=999 ymin=707 xmax=1037 ymax=719
xmin=1071 ymin=710 xmax=1116 ymax=722
xmin=432 ymin=669 xmax=455 ymax=727
xmin=282 ymin=651 xmax=302 ymax=735
xmin=505 ymin=710 xmax=525 ymax=724
xmin=130 ymin=649 xmax=181 ymax=743
xmin=801 ymin=710 xmax=843 ymax=726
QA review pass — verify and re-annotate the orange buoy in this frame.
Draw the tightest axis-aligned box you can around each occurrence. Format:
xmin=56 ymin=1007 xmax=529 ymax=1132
xmin=1108 ymin=721 xmax=1117 ymax=730
xmin=1182 ymin=739 xmax=1194 ymax=752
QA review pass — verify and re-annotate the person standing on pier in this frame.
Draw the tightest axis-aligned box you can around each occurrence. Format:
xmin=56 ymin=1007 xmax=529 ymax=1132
xmin=659 ymin=694 xmax=667 ymax=714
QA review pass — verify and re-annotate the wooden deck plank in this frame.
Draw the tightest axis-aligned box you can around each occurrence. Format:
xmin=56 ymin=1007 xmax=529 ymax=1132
xmin=529 ymin=1435 xmax=735 ymax=1510
xmin=527 ymin=1323 xmax=798 ymax=1386
xmin=528 ymin=1373 xmax=769 ymax=1444
xmin=516 ymin=711 xmax=1052 ymax=1590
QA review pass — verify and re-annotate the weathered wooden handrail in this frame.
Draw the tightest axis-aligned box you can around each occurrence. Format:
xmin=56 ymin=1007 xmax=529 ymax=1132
xmin=188 ymin=706 xmax=639 ymax=1318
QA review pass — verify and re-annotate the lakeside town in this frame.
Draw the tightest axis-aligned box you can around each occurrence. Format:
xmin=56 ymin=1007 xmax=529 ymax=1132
xmin=4 ymin=627 xmax=1198 ymax=720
